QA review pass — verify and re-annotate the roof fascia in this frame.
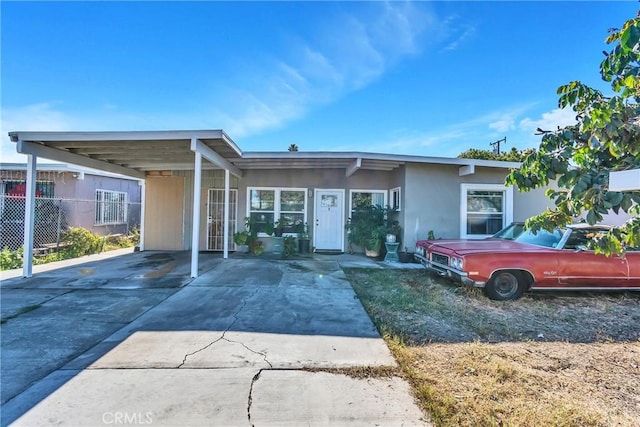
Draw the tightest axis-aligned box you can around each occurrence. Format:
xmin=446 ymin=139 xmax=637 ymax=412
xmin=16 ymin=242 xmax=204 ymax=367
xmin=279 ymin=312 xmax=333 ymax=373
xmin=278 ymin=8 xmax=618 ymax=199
xmin=241 ymin=151 xmax=521 ymax=169
xmin=9 ymin=130 xmax=227 ymax=143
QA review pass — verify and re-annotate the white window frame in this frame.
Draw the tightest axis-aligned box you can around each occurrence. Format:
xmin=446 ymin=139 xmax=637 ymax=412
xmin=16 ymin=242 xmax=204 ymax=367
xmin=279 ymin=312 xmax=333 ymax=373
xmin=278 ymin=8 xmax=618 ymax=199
xmin=460 ymin=183 xmax=513 ymax=239
xmin=348 ymin=189 xmax=388 ymax=216
xmin=389 ymin=186 xmax=401 ymax=211
xmin=95 ymin=189 xmax=128 ymax=226
xmin=246 ymin=187 xmax=308 ymax=236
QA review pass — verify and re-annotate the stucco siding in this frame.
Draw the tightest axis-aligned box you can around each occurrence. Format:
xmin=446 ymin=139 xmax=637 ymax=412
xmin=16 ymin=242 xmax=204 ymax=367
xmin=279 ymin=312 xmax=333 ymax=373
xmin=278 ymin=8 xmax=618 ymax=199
xmin=403 ymin=164 xmax=545 ymax=250
xmin=513 ymin=185 xmax=554 ymax=222
xmin=238 ymin=168 xmax=398 ymax=250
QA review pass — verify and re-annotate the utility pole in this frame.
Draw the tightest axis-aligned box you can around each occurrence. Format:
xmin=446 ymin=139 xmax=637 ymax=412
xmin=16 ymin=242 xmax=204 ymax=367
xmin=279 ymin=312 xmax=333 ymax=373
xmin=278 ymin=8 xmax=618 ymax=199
xmin=490 ymin=137 xmax=506 ymax=155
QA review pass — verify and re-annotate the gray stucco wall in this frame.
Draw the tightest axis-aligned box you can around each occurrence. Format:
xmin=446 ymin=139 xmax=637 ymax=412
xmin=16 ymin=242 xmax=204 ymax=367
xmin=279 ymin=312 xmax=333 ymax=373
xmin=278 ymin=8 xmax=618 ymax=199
xmin=403 ymin=164 xmax=555 ymax=251
xmin=175 ymin=167 xmax=398 ymax=251
xmin=164 ymin=162 xmax=555 ymax=253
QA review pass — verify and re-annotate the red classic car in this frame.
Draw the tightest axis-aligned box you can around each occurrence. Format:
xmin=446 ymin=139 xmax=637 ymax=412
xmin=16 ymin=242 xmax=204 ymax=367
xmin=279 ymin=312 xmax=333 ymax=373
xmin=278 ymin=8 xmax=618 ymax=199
xmin=414 ymin=224 xmax=640 ymax=300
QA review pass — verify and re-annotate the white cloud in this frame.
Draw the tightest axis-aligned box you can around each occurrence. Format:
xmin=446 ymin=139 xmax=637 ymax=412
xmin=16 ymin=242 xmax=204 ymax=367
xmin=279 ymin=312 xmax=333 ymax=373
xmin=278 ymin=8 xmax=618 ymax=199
xmin=443 ymin=25 xmax=476 ymax=52
xmin=1 ymin=103 xmax=74 ymax=163
xmin=357 ymin=104 xmax=547 ymax=157
xmin=519 ymin=107 xmax=577 ymax=134
xmin=211 ymin=1 xmax=437 ymax=138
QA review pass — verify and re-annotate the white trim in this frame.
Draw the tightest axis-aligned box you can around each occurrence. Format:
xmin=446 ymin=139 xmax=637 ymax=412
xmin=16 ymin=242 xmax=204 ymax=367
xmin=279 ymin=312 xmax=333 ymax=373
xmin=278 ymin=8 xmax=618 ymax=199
xmin=246 ymin=187 xmax=308 ymax=236
xmin=313 ymin=188 xmax=346 ymax=252
xmin=94 ymin=189 xmax=128 ymax=225
xmin=223 ymin=169 xmax=230 ymax=259
xmin=190 ymin=137 xmax=243 ymax=178
xmin=459 ymin=165 xmax=475 ymax=176
xmin=348 ymin=189 xmax=388 ymax=214
xmin=390 ymin=186 xmax=401 ymax=211
xmin=191 ymin=152 xmax=202 ymax=278
xmin=22 ymin=154 xmax=37 ymax=278
xmin=346 ymin=158 xmax=362 ymax=177
xmin=241 ymin=151 xmax=522 ymax=169
xmin=460 ymin=183 xmax=513 ymax=239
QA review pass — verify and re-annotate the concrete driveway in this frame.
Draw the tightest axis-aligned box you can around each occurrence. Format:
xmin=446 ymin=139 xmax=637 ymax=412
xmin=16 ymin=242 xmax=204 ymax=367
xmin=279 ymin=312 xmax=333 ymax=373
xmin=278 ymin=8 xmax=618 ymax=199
xmin=1 ymin=250 xmax=428 ymax=426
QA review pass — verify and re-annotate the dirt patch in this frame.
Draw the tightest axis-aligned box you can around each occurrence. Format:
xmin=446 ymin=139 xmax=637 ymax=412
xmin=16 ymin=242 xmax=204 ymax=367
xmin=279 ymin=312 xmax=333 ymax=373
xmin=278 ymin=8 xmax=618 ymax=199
xmin=345 ymin=268 xmax=640 ymax=426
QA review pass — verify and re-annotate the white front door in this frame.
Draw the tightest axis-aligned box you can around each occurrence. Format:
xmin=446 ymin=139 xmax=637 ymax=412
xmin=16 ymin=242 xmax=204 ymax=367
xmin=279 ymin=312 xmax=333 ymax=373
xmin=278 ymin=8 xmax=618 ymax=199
xmin=314 ymin=189 xmax=344 ymax=251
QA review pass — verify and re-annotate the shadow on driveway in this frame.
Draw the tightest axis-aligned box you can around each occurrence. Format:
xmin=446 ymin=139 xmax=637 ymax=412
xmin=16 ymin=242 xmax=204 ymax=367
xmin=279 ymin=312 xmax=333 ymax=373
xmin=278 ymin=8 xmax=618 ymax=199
xmin=1 ymin=251 xmax=424 ymax=426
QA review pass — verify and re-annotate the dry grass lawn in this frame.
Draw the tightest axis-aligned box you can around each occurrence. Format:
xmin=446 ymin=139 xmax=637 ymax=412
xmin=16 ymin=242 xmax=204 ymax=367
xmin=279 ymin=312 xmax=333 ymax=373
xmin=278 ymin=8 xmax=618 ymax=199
xmin=345 ymin=268 xmax=640 ymax=427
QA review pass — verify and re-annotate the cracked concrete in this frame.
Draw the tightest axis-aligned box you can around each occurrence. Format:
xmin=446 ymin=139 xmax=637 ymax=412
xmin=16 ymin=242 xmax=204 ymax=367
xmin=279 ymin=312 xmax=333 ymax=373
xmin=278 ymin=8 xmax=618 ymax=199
xmin=3 ymin=254 xmax=429 ymax=426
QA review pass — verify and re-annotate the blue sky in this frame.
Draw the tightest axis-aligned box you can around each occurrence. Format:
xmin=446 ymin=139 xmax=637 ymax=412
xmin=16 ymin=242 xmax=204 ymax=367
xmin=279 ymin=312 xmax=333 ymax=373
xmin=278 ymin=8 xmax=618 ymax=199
xmin=1 ymin=1 xmax=637 ymax=162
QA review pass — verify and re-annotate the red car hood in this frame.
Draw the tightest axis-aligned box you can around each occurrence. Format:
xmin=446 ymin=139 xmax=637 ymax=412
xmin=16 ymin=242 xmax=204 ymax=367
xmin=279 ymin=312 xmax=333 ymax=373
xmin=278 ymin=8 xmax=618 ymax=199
xmin=421 ymin=239 xmax=555 ymax=256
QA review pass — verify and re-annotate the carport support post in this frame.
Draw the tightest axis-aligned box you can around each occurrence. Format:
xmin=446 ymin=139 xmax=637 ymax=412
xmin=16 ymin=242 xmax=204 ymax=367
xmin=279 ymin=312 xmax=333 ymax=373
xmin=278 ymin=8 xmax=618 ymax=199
xmin=139 ymin=179 xmax=146 ymax=251
xmin=191 ymin=151 xmax=202 ymax=278
xmin=23 ymin=153 xmax=37 ymax=278
xmin=223 ymin=169 xmax=230 ymax=259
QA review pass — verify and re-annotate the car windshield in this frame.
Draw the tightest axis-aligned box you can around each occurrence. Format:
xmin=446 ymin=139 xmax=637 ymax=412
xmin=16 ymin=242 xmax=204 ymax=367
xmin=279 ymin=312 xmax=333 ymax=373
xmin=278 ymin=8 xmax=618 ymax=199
xmin=491 ymin=223 xmax=524 ymax=240
xmin=513 ymin=228 xmax=565 ymax=248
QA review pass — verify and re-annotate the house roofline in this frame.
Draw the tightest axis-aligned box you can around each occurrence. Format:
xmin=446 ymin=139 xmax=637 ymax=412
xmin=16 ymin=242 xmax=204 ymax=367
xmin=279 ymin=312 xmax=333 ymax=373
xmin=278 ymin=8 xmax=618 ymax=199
xmin=8 ymin=129 xmax=243 ymax=157
xmin=0 ymin=162 xmax=143 ymax=181
xmin=241 ymin=151 xmax=522 ymax=169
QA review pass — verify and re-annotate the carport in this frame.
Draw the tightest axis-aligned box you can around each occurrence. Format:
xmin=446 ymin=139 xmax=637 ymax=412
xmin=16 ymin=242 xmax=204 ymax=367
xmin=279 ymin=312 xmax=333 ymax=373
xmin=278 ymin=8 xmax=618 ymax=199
xmin=8 ymin=130 xmax=244 ymax=278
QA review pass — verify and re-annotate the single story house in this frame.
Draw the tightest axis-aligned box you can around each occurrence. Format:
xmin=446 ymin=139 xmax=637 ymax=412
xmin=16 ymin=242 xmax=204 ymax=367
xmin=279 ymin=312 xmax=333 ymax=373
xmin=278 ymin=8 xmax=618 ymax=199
xmin=1 ymin=163 xmax=142 ymax=247
xmin=8 ymin=130 xmax=552 ymax=278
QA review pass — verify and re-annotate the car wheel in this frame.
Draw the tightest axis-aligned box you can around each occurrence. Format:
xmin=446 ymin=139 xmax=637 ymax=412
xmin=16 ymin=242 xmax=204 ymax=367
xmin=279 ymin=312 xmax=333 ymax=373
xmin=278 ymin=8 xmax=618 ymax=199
xmin=484 ymin=271 xmax=525 ymax=301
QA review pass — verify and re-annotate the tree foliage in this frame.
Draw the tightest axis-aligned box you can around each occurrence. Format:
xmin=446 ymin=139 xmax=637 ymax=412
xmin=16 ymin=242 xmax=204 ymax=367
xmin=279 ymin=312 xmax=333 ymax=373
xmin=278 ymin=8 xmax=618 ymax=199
xmin=458 ymin=147 xmax=535 ymax=162
xmin=506 ymin=12 xmax=640 ymax=255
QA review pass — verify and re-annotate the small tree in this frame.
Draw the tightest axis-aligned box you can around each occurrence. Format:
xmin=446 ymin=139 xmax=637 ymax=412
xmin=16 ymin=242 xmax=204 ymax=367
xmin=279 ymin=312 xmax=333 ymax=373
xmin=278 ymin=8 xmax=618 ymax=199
xmin=506 ymin=13 xmax=640 ymax=255
xmin=288 ymin=143 xmax=299 ymax=152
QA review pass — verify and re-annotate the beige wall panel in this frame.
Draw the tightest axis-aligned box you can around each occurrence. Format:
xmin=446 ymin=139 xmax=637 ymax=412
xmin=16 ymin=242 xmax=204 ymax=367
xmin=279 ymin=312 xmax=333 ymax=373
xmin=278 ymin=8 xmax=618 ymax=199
xmin=144 ymin=176 xmax=185 ymax=250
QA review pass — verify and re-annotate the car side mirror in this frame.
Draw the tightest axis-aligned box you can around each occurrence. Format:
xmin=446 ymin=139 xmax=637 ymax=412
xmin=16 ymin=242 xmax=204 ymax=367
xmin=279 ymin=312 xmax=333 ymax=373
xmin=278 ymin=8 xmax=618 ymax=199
xmin=574 ymin=244 xmax=588 ymax=252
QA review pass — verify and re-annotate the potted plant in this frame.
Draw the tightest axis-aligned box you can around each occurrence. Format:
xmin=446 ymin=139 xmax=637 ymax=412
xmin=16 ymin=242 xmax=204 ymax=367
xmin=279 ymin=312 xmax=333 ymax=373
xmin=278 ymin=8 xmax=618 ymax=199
xmin=296 ymin=221 xmax=311 ymax=254
xmin=365 ymin=225 xmax=387 ymax=257
xmin=240 ymin=217 xmax=262 ymax=255
xmin=233 ymin=231 xmax=249 ymax=253
xmin=346 ymin=205 xmax=384 ymax=257
xmin=346 ymin=205 xmax=400 ymax=258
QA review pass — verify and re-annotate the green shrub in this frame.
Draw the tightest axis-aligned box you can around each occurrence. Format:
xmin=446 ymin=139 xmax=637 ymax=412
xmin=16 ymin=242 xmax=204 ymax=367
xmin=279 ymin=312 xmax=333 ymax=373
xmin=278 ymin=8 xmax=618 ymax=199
xmin=283 ymin=236 xmax=298 ymax=258
xmin=61 ymin=227 xmax=106 ymax=258
xmin=0 ymin=246 xmax=23 ymax=270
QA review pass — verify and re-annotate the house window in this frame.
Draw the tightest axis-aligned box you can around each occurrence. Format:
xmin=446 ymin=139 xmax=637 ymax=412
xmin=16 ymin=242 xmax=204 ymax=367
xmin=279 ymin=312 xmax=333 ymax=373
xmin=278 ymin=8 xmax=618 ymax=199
xmin=349 ymin=190 xmax=387 ymax=214
xmin=390 ymin=187 xmax=401 ymax=211
xmin=460 ymin=183 xmax=513 ymax=239
xmin=95 ymin=189 xmax=127 ymax=225
xmin=248 ymin=188 xmax=306 ymax=234
xmin=1 ymin=180 xmax=54 ymax=198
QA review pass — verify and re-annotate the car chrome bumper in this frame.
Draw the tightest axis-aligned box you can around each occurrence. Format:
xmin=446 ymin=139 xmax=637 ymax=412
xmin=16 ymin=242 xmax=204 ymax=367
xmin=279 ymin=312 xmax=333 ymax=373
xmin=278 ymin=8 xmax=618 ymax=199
xmin=414 ymin=253 xmax=483 ymax=287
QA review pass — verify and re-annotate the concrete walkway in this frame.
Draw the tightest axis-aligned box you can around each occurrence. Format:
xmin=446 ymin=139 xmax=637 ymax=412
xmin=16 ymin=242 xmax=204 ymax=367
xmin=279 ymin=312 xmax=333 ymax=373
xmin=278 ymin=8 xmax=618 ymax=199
xmin=1 ymin=252 xmax=428 ymax=426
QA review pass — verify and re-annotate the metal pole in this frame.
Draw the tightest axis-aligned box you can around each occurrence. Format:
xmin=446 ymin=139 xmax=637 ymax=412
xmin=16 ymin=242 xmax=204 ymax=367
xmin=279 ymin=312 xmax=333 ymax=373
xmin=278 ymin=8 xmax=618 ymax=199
xmin=191 ymin=150 xmax=202 ymax=278
xmin=223 ymin=169 xmax=230 ymax=259
xmin=23 ymin=153 xmax=37 ymax=277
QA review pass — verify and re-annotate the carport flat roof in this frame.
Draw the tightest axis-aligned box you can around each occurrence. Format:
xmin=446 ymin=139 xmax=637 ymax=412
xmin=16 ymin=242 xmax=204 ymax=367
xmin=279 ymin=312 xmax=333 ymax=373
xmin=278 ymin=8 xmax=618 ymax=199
xmin=8 ymin=129 xmax=521 ymax=179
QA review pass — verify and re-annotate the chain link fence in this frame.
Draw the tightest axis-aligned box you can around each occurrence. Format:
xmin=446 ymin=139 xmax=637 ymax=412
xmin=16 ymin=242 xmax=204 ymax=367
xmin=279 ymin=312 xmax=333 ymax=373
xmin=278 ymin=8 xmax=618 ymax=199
xmin=1 ymin=195 xmax=141 ymax=252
